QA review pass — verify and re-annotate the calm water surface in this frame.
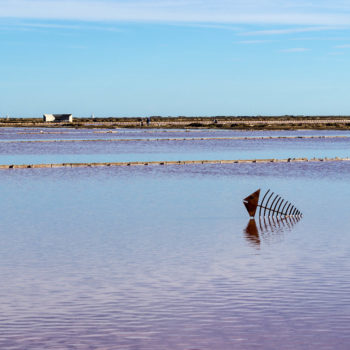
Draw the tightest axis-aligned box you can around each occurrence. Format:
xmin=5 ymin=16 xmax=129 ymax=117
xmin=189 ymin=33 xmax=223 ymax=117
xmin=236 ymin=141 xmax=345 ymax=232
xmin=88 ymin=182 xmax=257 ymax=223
xmin=0 ymin=128 xmax=350 ymax=164
xmin=0 ymin=129 xmax=350 ymax=349
xmin=2 ymin=127 xmax=350 ymax=141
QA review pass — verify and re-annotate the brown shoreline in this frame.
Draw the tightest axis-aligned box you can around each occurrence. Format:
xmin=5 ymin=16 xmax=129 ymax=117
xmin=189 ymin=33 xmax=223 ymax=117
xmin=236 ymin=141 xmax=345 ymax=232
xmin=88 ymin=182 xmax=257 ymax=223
xmin=1 ymin=157 xmax=349 ymax=170
xmin=2 ymin=116 xmax=350 ymax=130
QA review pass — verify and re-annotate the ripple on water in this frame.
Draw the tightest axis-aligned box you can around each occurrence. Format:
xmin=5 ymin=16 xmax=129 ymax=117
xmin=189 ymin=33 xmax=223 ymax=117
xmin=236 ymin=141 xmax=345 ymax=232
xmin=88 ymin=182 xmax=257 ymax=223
xmin=0 ymin=142 xmax=350 ymax=349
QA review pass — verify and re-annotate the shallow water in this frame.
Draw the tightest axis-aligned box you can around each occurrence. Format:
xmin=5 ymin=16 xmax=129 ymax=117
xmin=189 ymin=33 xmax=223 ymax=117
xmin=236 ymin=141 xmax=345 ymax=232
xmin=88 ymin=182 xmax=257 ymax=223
xmin=1 ymin=129 xmax=350 ymax=349
xmin=0 ymin=128 xmax=350 ymax=164
xmin=2 ymin=126 xmax=350 ymax=141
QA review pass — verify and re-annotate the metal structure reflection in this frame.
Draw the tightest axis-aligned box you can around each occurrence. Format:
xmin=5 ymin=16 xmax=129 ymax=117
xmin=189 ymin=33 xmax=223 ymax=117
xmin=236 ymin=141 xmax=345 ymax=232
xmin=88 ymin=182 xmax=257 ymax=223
xmin=244 ymin=216 xmax=302 ymax=247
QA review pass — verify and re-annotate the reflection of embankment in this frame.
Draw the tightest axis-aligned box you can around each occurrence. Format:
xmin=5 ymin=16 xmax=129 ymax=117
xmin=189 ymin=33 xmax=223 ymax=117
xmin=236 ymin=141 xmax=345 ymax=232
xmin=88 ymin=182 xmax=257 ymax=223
xmin=244 ymin=216 xmax=302 ymax=248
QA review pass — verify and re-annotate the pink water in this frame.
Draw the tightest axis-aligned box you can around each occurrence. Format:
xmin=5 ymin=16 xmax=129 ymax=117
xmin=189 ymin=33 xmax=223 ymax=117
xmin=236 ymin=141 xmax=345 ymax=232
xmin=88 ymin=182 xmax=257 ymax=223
xmin=0 ymin=129 xmax=349 ymax=349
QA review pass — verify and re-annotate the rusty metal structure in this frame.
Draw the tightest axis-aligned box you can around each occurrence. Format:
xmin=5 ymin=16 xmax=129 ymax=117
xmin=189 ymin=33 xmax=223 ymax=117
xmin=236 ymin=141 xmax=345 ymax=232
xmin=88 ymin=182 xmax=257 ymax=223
xmin=243 ymin=189 xmax=302 ymax=218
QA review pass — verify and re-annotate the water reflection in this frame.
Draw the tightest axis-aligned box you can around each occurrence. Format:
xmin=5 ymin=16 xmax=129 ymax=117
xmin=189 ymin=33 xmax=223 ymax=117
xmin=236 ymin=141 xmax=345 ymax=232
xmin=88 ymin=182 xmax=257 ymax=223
xmin=244 ymin=219 xmax=261 ymax=247
xmin=244 ymin=216 xmax=302 ymax=247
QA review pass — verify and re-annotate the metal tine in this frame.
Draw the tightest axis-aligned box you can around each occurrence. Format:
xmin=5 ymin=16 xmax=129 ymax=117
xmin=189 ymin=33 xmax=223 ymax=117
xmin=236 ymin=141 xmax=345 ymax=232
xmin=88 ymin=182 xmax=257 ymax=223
xmin=268 ymin=194 xmax=280 ymax=216
xmin=259 ymin=189 xmax=270 ymax=217
xmin=271 ymin=196 xmax=282 ymax=217
xmin=283 ymin=203 xmax=292 ymax=217
xmin=273 ymin=197 xmax=283 ymax=217
xmin=281 ymin=201 xmax=289 ymax=217
xmin=288 ymin=205 xmax=295 ymax=216
xmin=275 ymin=198 xmax=285 ymax=217
xmin=263 ymin=192 xmax=275 ymax=216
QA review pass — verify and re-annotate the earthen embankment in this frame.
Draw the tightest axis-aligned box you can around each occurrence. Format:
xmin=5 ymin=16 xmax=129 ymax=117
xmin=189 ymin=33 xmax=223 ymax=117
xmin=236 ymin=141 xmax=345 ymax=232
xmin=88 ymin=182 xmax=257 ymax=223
xmin=2 ymin=116 xmax=350 ymax=130
xmin=0 ymin=157 xmax=348 ymax=170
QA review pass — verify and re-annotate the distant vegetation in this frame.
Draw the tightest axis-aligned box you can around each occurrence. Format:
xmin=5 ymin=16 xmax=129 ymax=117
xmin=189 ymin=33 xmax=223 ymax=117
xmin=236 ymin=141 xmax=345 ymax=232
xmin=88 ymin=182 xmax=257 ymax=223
xmin=1 ymin=116 xmax=350 ymax=130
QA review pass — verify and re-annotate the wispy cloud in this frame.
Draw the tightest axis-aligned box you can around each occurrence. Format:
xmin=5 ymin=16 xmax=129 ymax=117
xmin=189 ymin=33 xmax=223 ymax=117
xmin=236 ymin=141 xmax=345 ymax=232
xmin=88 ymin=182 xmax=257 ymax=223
xmin=335 ymin=44 xmax=350 ymax=48
xmin=179 ymin=23 xmax=241 ymax=31
xmin=280 ymin=47 xmax=310 ymax=52
xmin=290 ymin=36 xmax=347 ymax=41
xmin=0 ymin=20 xmax=123 ymax=32
xmin=0 ymin=0 xmax=350 ymax=26
xmin=237 ymin=40 xmax=274 ymax=44
xmin=241 ymin=26 xmax=341 ymax=36
xmin=328 ymin=51 xmax=344 ymax=55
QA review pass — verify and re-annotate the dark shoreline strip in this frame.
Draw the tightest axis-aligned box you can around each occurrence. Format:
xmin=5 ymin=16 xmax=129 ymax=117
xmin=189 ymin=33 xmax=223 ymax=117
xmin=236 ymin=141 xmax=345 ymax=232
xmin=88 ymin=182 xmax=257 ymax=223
xmin=1 ymin=135 xmax=348 ymax=143
xmin=2 ymin=117 xmax=350 ymax=128
xmin=1 ymin=157 xmax=349 ymax=170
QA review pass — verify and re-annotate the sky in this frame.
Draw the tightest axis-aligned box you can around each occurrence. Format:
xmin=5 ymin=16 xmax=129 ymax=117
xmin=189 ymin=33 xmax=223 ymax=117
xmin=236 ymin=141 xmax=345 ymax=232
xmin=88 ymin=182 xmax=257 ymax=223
xmin=0 ymin=0 xmax=350 ymax=117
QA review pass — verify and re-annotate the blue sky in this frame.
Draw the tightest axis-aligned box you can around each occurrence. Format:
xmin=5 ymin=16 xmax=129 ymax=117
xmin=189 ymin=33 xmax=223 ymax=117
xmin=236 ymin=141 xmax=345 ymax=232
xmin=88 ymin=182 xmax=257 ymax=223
xmin=0 ymin=0 xmax=350 ymax=117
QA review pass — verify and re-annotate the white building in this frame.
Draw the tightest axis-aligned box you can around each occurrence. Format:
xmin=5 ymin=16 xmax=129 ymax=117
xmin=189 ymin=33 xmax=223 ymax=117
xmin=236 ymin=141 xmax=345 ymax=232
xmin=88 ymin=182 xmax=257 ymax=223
xmin=43 ymin=114 xmax=73 ymax=122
